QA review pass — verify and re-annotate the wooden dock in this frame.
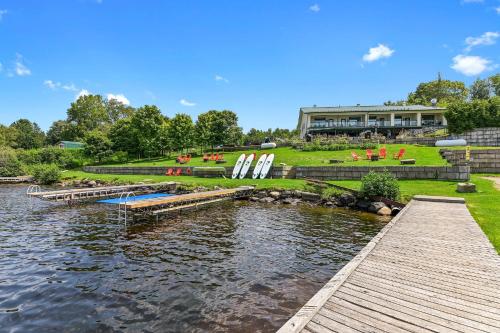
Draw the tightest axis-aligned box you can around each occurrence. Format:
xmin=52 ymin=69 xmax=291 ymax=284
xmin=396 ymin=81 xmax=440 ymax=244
xmin=278 ymin=195 xmax=500 ymax=333
xmin=0 ymin=176 xmax=33 ymax=183
xmin=27 ymin=182 xmax=177 ymax=202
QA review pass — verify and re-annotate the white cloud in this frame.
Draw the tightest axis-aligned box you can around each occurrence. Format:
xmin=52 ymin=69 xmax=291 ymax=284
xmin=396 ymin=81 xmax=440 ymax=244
xmin=495 ymin=6 xmax=500 ymax=14
xmin=14 ymin=54 xmax=31 ymax=76
xmin=309 ymin=4 xmax=320 ymax=12
xmin=451 ymin=54 xmax=496 ymax=76
xmin=0 ymin=9 xmax=7 ymax=21
xmin=464 ymin=31 xmax=499 ymax=51
xmin=179 ymin=98 xmax=196 ymax=107
xmin=44 ymin=80 xmax=58 ymax=89
xmin=107 ymin=93 xmax=130 ymax=105
xmin=215 ymin=74 xmax=229 ymax=83
xmin=0 ymin=62 xmax=3 ymax=72
xmin=76 ymin=89 xmax=91 ymax=100
xmin=362 ymin=44 xmax=394 ymax=62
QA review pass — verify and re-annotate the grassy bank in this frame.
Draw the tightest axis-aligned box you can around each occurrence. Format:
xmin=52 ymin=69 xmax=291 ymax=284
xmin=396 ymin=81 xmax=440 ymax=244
xmin=102 ymin=145 xmax=450 ymax=167
xmin=329 ymin=175 xmax=500 ymax=252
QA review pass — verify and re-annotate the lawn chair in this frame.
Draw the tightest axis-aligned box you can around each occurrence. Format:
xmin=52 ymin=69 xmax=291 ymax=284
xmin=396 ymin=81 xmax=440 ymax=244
xmin=203 ymin=154 xmax=209 ymax=162
xmin=210 ymin=153 xmax=216 ymax=161
xmin=217 ymin=153 xmax=224 ymax=161
xmin=176 ymin=155 xmax=183 ymax=163
xmin=366 ymin=149 xmax=373 ymax=160
xmin=351 ymin=152 xmax=359 ymax=161
xmin=393 ymin=148 xmax=406 ymax=160
xmin=175 ymin=168 xmax=182 ymax=176
xmin=379 ymin=147 xmax=387 ymax=159
xmin=186 ymin=154 xmax=192 ymax=163
xmin=166 ymin=168 xmax=174 ymax=176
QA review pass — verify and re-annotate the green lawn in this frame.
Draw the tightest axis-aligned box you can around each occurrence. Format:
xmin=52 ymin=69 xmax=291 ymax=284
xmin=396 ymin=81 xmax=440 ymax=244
xmin=103 ymin=145 xmax=450 ymax=167
xmin=329 ymin=175 xmax=500 ymax=253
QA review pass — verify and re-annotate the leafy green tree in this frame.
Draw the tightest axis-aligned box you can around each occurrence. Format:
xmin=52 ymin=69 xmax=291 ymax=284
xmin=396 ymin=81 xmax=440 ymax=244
xmin=194 ymin=110 xmax=242 ymax=149
xmin=168 ymin=113 xmax=194 ymax=153
xmin=130 ymin=105 xmax=165 ymax=157
xmin=407 ymin=74 xmax=468 ymax=106
xmin=10 ymin=119 xmax=45 ymax=149
xmin=46 ymin=120 xmax=78 ymax=144
xmin=0 ymin=124 xmax=18 ymax=148
xmin=489 ymin=74 xmax=500 ymax=96
xmin=0 ymin=146 xmax=25 ymax=176
xmin=67 ymin=94 xmax=108 ymax=139
xmin=105 ymin=98 xmax=135 ymax=124
xmin=383 ymin=100 xmax=406 ymax=106
xmin=445 ymin=97 xmax=500 ymax=133
xmin=470 ymin=78 xmax=491 ymax=100
xmin=194 ymin=111 xmax=215 ymax=151
xmin=109 ymin=117 xmax=138 ymax=155
xmin=83 ymin=130 xmax=113 ymax=163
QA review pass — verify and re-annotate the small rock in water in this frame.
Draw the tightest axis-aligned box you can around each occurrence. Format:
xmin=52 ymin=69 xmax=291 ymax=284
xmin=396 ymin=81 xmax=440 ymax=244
xmin=377 ymin=206 xmax=392 ymax=216
xmin=368 ymin=202 xmax=386 ymax=213
xmin=249 ymin=196 xmax=259 ymax=202
xmin=356 ymin=200 xmax=371 ymax=210
xmin=87 ymin=180 xmax=97 ymax=187
xmin=259 ymin=197 xmax=275 ymax=203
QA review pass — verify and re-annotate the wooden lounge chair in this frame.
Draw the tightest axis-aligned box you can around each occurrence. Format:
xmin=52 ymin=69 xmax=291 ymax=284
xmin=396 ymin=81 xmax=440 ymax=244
xmin=366 ymin=149 xmax=373 ymax=160
xmin=393 ymin=148 xmax=406 ymax=160
xmin=166 ymin=168 xmax=174 ymax=176
xmin=351 ymin=152 xmax=359 ymax=161
xmin=379 ymin=147 xmax=387 ymax=159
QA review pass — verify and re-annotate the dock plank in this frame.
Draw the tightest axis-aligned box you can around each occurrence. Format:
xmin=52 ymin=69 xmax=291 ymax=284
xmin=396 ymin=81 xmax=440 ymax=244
xmin=277 ymin=197 xmax=500 ymax=333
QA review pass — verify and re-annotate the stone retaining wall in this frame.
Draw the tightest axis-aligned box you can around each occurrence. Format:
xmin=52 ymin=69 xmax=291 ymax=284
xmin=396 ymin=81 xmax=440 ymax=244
xmin=295 ymin=166 xmax=469 ymax=180
xmin=84 ymin=165 xmax=468 ymax=180
xmin=394 ymin=127 xmax=500 ymax=147
xmin=440 ymin=148 xmax=500 ymax=173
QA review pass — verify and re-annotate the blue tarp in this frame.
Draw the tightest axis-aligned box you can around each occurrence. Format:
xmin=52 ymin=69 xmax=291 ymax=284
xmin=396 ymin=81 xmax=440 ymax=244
xmin=97 ymin=193 xmax=173 ymax=204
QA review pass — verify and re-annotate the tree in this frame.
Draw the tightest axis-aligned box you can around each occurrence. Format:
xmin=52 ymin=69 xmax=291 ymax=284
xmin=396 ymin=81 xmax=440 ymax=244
xmin=168 ymin=113 xmax=194 ymax=152
xmin=83 ymin=130 xmax=113 ymax=163
xmin=407 ymin=74 xmax=468 ymax=106
xmin=10 ymin=119 xmax=45 ymax=149
xmin=470 ymin=78 xmax=491 ymax=100
xmin=489 ymin=74 xmax=500 ymax=96
xmin=445 ymin=97 xmax=500 ymax=133
xmin=130 ymin=105 xmax=165 ymax=157
xmin=67 ymin=94 xmax=108 ymax=139
xmin=194 ymin=110 xmax=242 ymax=149
xmin=46 ymin=120 xmax=77 ymax=145
xmin=0 ymin=125 xmax=18 ymax=148
xmin=109 ymin=117 xmax=138 ymax=155
xmin=105 ymin=98 xmax=135 ymax=124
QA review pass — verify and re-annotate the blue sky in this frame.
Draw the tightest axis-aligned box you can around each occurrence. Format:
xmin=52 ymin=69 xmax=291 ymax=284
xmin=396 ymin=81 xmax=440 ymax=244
xmin=1 ymin=0 xmax=499 ymax=131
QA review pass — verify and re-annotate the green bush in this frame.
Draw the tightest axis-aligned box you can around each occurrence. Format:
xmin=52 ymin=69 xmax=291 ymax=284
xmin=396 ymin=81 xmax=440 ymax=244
xmin=17 ymin=147 xmax=87 ymax=169
xmin=445 ymin=97 xmax=500 ymax=134
xmin=360 ymin=170 xmax=400 ymax=200
xmin=31 ymin=164 xmax=61 ymax=184
xmin=0 ymin=146 xmax=25 ymax=176
xmin=321 ymin=187 xmax=345 ymax=200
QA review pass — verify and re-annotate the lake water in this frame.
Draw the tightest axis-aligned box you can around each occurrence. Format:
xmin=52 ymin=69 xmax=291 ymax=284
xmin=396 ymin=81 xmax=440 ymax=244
xmin=0 ymin=185 xmax=387 ymax=332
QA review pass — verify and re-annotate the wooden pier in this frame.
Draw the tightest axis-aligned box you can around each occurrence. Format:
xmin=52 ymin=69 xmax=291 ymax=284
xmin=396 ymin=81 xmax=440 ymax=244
xmin=0 ymin=176 xmax=33 ymax=183
xmin=121 ymin=186 xmax=254 ymax=218
xmin=27 ymin=182 xmax=177 ymax=202
xmin=278 ymin=195 xmax=500 ymax=333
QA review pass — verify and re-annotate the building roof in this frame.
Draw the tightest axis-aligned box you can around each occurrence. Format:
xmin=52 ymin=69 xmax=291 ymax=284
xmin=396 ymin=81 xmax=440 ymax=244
xmin=300 ymin=105 xmax=446 ymax=114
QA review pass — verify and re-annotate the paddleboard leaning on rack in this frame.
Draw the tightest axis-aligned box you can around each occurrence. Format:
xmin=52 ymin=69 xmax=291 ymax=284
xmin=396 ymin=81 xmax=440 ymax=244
xmin=232 ymin=154 xmax=246 ymax=179
xmin=252 ymin=154 xmax=267 ymax=179
xmin=239 ymin=153 xmax=255 ymax=179
xmin=259 ymin=153 xmax=275 ymax=179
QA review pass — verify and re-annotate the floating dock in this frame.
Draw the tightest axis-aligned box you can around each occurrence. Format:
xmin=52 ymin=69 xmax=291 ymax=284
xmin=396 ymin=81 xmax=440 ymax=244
xmin=278 ymin=195 xmax=500 ymax=333
xmin=119 ymin=186 xmax=254 ymax=220
xmin=27 ymin=182 xmax=177 ymax=202
xmin=0 ymin=176 xmax=33 ymax=183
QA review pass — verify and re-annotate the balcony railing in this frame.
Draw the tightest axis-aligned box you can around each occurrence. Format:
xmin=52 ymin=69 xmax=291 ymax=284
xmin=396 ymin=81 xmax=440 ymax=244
xmin=309 ymin=120 xmax=443 ymax=129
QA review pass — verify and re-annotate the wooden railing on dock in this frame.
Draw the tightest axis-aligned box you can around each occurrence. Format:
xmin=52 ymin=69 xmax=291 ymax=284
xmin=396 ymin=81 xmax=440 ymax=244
xmin=28 ymin=182 xmax=177 ymax=202
xmin=278 ymin=195 xmax=500 ymax=333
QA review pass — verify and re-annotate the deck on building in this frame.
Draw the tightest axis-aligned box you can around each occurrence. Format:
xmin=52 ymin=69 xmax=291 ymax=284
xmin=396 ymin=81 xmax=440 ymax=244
xmin=278 ymin=195 xmax=500 ymax=333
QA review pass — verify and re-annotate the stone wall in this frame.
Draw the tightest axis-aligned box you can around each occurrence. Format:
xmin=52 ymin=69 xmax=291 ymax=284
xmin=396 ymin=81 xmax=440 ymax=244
xmin=294 ymin=166 xmax=469 ymax=181
xmin=84 ymin=165 xmax=469 ymax=181
xmin=440 ymin=148 xmax=500 ymax=173
xmin=394 ymin=127 xmax=500 ymax=147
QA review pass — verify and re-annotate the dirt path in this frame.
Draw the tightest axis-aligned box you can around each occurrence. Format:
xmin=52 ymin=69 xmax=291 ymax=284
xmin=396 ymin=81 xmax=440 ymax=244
xmin=483 ymin=176 xmax=500 ymax=190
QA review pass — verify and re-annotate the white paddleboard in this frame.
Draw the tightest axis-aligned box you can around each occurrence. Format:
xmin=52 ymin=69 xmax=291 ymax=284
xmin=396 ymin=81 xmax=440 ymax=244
xmin=259 ymin=153 xmax=275 ymax=179
xmin=232 ymin=154 xmax=246 ymax=179
xmin=252 ymin=154 xmax=267 ymax=179
xmin=239 ymin=153 xmax=255 ymax=179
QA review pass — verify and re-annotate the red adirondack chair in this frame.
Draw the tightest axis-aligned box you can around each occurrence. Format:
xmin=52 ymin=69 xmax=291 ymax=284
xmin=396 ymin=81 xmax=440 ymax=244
xmin=186 ymin=154 xmax=192 ymax=163
xmin=175 ymin=168 xmax=182 ymax=176
xmin=366 ymin=149 xmax=373 ymax=160
xmin=166 ymin=168 xmax=174 ymax=176
xmin=393 ymin=148 xmax=406 ymax=160
xmin=351 ymin=152 xmax=359 ymax=161
xmin=379 ymin=147 xmax=387 ymax=159
xmin=217 ymin=153 xmax=224 ymax=161
xmin=210 ymin=153 xmax=216 ymax=161
xmin=203 ymin=154 xmax=209 ymax=162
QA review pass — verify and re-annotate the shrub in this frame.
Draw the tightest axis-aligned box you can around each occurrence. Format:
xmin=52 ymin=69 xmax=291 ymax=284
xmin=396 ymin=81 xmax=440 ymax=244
xmin=321 ymin=187 xmax=345 ymax=200
xmin=0 ymin=146 xmax=25 ymax=176
xmin=17 ymin=147 xmax=87 ymax=169
xmin=360 ymin=170 xmax=400 ymax=200
xmin=31 ymin=164 xmax=61 ymax=184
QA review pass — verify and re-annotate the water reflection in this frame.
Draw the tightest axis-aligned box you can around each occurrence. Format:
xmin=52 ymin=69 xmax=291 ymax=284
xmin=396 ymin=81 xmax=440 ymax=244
xmin=0 ymin=185 xmax=387 ymax=332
